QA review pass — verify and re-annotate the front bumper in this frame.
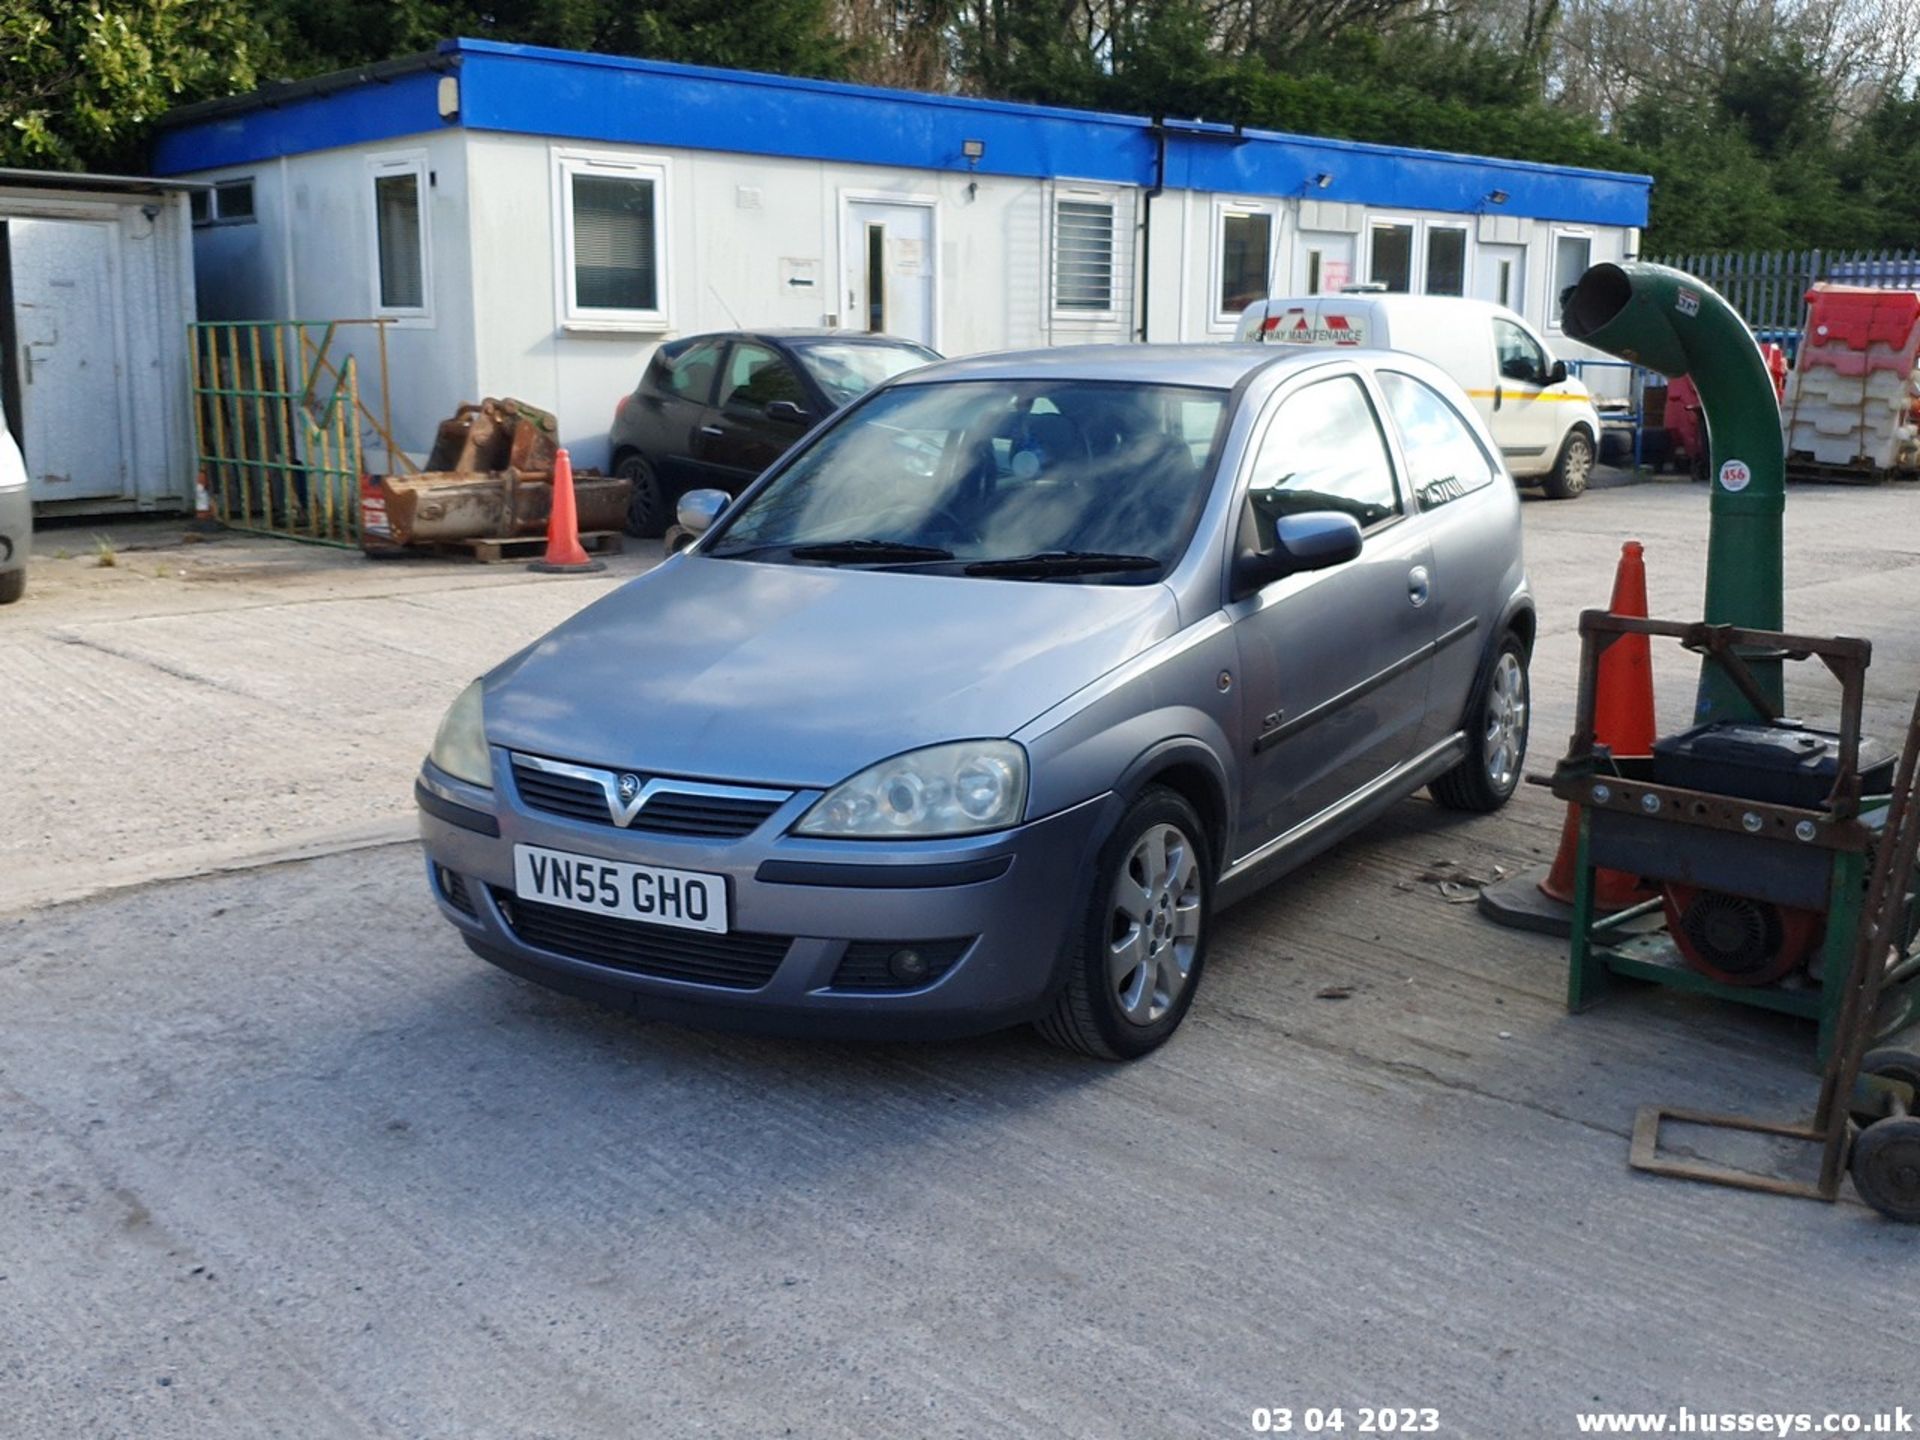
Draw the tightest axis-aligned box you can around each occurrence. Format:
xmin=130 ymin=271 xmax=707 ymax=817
xmin=417 ymin=755 xmax=1115 ymax=1040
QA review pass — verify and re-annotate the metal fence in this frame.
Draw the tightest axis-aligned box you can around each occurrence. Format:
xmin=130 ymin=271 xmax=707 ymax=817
xmin=188 ymin=319 xmax=414 ymax=546
xmin=1646 ymin=248 xmax=1920 ymax=344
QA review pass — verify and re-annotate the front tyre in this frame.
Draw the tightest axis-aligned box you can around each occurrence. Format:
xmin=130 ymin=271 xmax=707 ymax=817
xmin=1430 ymin=633 xmax=1529 ymax=813
xmin=1543 ymin=427 xmax=1594 ymax=499
xmin=1036 ymin=786 xmax=1211 ymax=1060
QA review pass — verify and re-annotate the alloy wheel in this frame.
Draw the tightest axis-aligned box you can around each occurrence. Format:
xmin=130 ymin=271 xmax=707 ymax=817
xmin=1484 ymin=650 xmax=1528 ymax=792
xmin=1108 ymin=822 xmax=1203 ymax=1026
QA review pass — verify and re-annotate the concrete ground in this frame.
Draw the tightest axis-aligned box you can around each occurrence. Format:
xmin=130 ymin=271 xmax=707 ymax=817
xmin=3 ymin=477 xmax=1918 ymax=1438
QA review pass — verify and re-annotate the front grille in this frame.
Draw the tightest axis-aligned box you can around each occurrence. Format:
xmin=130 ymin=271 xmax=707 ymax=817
xmin=436 ymin=865 xmax=477 ymax=917
xmin=510 ymin=755 xmax=788 ymax=839
xmin=510 ymin=762 xmax=608 ymax=823
xmin=830 ymin=938 xmax=974 ymax=992
xmin=494 ymin=889 xmax=792 ymax=990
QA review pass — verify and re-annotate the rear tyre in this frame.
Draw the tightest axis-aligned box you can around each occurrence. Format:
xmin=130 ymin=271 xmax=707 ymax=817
xmin=1036 ymin=786 xmax=1211 ymax=1060
xmin=1849 ymin=1115 xmax=1920 ymax=1222
xmin=1543 ymin=428 xmax=1594 ymax=500
xmin=1430 ymin=633 xmax=1529 ymax=813
xmin=0 ymin=568 xmax=22 ymax=605
xmin=618 ymin=453 xmax=668 ymax=538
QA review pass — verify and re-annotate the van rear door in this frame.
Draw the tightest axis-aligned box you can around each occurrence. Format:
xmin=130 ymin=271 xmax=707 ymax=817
xmin=1251 ymin=298 xmax=1377 ymax=350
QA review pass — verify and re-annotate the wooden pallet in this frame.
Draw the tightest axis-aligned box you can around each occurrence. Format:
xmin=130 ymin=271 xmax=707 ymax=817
xmin=426 ymin=530 xmax=626 ymax=563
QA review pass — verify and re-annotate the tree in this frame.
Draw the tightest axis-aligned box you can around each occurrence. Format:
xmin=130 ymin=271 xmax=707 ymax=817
xmin=0 ymin=0 xmax=269 ymax=170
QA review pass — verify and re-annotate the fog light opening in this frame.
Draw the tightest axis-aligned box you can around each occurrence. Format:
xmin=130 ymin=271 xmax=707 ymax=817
xmin=887 ymin=947 xmax=930 ymax=984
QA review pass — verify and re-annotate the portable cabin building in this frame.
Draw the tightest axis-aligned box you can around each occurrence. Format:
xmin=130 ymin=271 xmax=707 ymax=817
xmin=153 ymin=40 xmax=1651 ymax=468
xmin=0 ymin=170 xmax=200 ymax=515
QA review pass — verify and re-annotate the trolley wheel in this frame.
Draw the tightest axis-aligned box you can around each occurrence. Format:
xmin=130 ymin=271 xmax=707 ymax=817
xmin=1849 ymin=1047 xmax=1920 ymax=1129
xmin=1848 ymin=1115 xmax=1920 ymax=1222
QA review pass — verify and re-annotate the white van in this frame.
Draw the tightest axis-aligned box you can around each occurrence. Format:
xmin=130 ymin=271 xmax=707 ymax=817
xmin=1236 ymin=294 xmax=1601 ymax=499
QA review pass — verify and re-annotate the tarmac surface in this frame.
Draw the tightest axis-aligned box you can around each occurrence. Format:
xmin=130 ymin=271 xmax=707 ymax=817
xmin=4 ymin=476 xmax=1919 ymax=1438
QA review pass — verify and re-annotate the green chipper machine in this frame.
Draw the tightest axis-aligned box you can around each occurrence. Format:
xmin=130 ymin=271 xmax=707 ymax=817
xmin=1546 ymin=261 xmax=1920 ymax=1221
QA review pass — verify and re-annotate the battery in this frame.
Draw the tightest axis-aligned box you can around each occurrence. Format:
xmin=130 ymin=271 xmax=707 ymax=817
xmin=1650 ymin=720 xmax=1895 ymax=809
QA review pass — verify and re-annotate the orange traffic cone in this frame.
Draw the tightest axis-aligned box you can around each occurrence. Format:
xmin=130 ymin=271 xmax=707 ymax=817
xmin=528 ymin=448 xmax=605 ymax=574
xmin=1480 ymin=539 xmax=1658 ymax=936
xmin=1537 ymin=540 xmax=1657 ymax=908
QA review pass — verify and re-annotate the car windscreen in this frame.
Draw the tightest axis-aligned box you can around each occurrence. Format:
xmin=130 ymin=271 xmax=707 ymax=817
xmin=706 ymin=378 xmax=1230 ymax=582
xmin=789 ymin=340 xmax=940 ymax=409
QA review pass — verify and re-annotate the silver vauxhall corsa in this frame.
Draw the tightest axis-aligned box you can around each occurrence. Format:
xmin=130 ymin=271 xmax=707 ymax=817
xmin=418 ymin=346 xmax=1533 ymax=1059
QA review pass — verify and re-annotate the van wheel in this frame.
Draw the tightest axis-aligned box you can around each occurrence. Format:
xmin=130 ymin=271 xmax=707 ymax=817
xmin=618 ymin=454 xmax=668 ymax=538
xmin=1036 ymin=786 xmax=1211 ymax=1060
xmin=1543 ymin=429 xmax=1594 ymax=499
xmin=0 ymin=568 xmax=23 ymax=605
xmin=1431 ymin=633 xmax=1529 ymax=813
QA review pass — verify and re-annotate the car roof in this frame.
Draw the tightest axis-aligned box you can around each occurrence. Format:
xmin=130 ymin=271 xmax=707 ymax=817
xmin=893 ymin=343 xmax=1334 ymax=390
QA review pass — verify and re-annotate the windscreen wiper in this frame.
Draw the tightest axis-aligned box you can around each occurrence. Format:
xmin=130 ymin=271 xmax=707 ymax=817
xmin=963 ymin=550 xmax=1163 ymax=578
xmin=787 ymin=539 xmax=956 ymax=563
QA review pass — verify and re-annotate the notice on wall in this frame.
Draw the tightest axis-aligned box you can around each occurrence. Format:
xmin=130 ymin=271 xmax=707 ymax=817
xmin=1322 ymin=260 xmax=1352 ymax=293
xmin=781 ymin=258 xmax=819 ymax=291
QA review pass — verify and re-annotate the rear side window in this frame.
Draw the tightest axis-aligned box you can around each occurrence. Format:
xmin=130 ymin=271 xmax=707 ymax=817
xmin=1378 ymin=372 xmax=1498 ymax=508
xmin=655 ymin=338 xmax=723 ymax=403
xmin=1246 ymin=374 xmax=1401 ymax=534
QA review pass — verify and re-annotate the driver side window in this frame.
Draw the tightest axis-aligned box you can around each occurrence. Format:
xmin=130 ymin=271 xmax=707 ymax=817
xmin=1245 ymin=374 xmax=1401 ymax=547
xmin=1493 ymin=319 xmax=1547 ymax=386
xmin=719 ymin=343 xmax=806 ymax=415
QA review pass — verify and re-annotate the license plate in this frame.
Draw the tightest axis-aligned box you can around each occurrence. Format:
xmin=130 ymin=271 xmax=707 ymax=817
xmin=513 ymin=844 xmax=728 ymax=934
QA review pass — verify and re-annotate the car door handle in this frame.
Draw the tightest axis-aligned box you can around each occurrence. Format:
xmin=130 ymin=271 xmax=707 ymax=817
xmin=699 ymin=425 xmax=724 ymax=437
xmin=1493 ymin=384 xmax=1502 ymax=411
xmin=1408 ymin=565 xmax=1430 ymax=608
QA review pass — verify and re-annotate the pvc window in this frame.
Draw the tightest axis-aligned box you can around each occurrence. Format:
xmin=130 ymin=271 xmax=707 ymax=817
xmin=192 ymin=180 xmax=255 ymax=228
xmin=1369 ymin=221 xmax=1415 ymax=293
xmin=1216 ymin=203 xmax=1275 ymax=323
xmin=1551 ymin=232 xmax=1593 ymax=328
xmin=368 ymin=154 xmax=430 ymax=319
xmin=558 ymin=153 xmax=669 ymax=328
xmin=1425 ymin=225 xmax=1467 ymax=296
xmin=1053 ymin=194 xmax=1116 ymax=314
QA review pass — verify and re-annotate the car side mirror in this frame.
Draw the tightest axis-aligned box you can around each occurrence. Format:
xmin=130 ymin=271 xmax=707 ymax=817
xmin=1235 ymin=511 xmax=1364 ymax=594
xmin=1548 ymin=358 xmax=1569 ymax=385
xmin=765 ymin=399 xmax=811 ymax=425
xmin=677 ymin=488 xmax=729 ymax=535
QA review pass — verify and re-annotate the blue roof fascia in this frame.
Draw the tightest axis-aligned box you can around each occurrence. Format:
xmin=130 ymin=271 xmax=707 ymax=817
xmin=151 ymin=66 xmax=447 ymax=174
xmin=152 ymin=37 xmax=1651 ymax=228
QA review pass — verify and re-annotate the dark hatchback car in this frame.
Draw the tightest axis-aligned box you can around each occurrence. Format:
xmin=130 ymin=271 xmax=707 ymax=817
xmin=609 ymin=330 xmax=940 ymax=536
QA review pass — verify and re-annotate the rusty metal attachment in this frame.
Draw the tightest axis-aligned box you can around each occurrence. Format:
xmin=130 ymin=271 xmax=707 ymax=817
xmin=361 ymin=398 xmax=630 ymax=552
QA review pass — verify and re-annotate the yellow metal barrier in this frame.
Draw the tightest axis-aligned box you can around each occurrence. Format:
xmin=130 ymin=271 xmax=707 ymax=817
xmin=188 ymin=319 xmax=415 ymax=546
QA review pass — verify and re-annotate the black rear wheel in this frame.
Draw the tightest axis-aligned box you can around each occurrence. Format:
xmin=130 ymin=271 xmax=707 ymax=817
xmin=0 ymin=567 xmax=22 ymax=605
xmin=618 ymin=453 xmax=668 ymax=538
xmin=1431 ymin=633 xmax=1529 ymax=813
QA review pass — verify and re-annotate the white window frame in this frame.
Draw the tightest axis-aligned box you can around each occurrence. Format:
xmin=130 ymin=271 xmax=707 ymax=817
xmin=366 ymin=151 xmax=431 ymax=324
xmin=1365 ymin=215 xmax=1419 ymax=294
xmin=1548 ymin=228 xmax=1595 ymax=331
xmin=1050 ymin=184 xmax=1122 ymax=323
xmin=1211 ymin=198 xmax=1279 ymax=329
xmin=553 ymin=148 xmax=671 ymax=333
xmin=1422 ymin=221 xmax=1470 ymax=297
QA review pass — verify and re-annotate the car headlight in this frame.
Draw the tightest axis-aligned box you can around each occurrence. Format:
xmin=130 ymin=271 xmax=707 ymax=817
xmin=795 ymin=740 xmax=1027 ymax=838
xmin=429 ymin=679 xmax=492 ymax=788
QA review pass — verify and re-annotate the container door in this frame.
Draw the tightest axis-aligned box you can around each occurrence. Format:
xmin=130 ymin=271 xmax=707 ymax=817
xmin=1294 ymin=231 xmax=1355 ymax=296
xmin=12 ymin=218 xmax=128 ymax=502
xmin=1475 ymin=243 xmax=1527 ymax=314
xmin=843 ymin=201 xmax=934 ymax=346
